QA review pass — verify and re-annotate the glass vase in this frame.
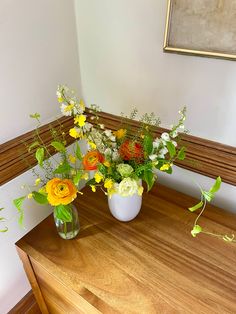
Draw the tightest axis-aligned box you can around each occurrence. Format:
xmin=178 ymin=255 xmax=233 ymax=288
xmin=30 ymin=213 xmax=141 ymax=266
xmin=53 ymin=204 xmax=80 ymax=239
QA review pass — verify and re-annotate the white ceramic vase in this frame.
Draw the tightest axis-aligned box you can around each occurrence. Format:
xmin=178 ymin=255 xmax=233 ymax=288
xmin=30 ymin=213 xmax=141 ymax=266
xmin=108 ymin=192 xmax=142 ymax=222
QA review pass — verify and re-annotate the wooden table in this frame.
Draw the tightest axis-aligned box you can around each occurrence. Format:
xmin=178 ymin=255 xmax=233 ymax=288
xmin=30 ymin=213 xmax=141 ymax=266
xmin=16 ymin=184 xmax=236 ymax=314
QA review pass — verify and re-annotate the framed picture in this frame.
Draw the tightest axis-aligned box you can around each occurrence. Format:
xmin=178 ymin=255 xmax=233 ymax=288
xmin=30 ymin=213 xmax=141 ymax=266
xmin=163 ymin=0 xmax=236 ymax=60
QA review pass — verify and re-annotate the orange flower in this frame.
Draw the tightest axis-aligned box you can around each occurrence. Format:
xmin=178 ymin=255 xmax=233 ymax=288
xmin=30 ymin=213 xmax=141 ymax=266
xmin=46 ymin=178 xmax=77 ymax=206
xmin=119 ymin=140 xmax=144 ymax=161
xmin=82 ymin=150 xmax=104 ymax=170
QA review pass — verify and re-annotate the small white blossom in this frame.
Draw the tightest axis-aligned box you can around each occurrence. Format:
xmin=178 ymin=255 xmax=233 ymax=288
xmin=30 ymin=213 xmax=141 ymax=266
xmin=171 ymin=130 xmax=178 ymax=138
xmin=172 ymin=141 xmax=177 ymax=147
xmin=99 ymin=124 xmax=105 ymax=129
xmin=161 ymin=132 xmax=170 ymax=141
xmin=153 ymin=138 xmax=161 ymax=149
xmin=149 ymin=154 xmax=157 ymax=161
xmin=104 ymin=130 xmax=112 ymax=137
xmin=60 ymin=104 xmax=72 ymax=116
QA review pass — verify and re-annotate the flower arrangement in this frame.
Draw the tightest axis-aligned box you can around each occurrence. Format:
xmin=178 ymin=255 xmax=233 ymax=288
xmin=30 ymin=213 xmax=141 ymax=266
xmin=58 ymin=85 xmax=187 ymax=199
xmin=13 ymin=109 xmax=88 ymax=238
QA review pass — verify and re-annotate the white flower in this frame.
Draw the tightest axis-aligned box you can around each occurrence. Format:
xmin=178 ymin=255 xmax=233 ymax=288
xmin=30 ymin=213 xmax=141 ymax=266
xmin=60 ymin=103 xmax=72 ymax=116
xmin=149 ymin=154 xmax=157 ymax=161
xmin=153 ymin=138 xmax=161 ymax=149
xmin=161 ymin=132 xmax=170 ymax=141
xmin=171 ymin=130 xmax=178 ymax=138
xmin=110 ymin=135 xmax=116 ymax=142
xmin=118 ymin=178 xmax=139 ymax=197
xmin=104 ymin=130 xmax=112 ymax=137
xmin=172 ymin=141 xmax=177 ymax=147
xmin=83 ymin=122 xmax=93 ymax=132
xmin=99 ymin=124 xmax=105 ymax=129
xmin=112 ymin=150 xmax=120 ymax=161
xmin=104 ymin=148 xmax=112 ymax=156
xmin=158 ymin=147 xmax=168 ymax=158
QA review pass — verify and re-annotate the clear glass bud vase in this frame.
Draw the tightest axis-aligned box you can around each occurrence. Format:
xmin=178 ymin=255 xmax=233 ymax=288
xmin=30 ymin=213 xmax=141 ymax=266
xmin=53 ymin=204 xmax=80 ymax=240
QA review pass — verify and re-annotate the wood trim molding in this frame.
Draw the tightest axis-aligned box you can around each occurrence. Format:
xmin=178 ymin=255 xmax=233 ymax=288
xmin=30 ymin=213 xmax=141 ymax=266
xmin=0 ymin=110 xmax=235 ymax=186
xmin=8 ymin=290 xmax=40 ymax=314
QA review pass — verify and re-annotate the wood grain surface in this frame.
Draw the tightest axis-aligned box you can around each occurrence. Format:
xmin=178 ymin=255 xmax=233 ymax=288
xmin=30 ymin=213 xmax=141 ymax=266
xmin=16 ymin=184 xmax=236 ymax=314
xmin=8 ymin=290 xmax=41 ymax=314
xmin=1 ymin=109 xmax=236 ymax=187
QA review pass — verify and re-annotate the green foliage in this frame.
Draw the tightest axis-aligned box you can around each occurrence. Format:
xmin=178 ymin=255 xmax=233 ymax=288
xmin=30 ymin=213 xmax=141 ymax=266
xmin=73 ymin=171 xmax=83 ymax=185
xmin=51 ymin=141 xmax=66 ymax=152
xmin=13 ymin=196 xmax=26 ymax=227
xmin=143 ymin=169 xmax=155 ymax=192
xmin=29 ymin=113 xmax=41 ymax=120
xmin=166 ymin=141 xmax=176 ymax=158
xmin=191 ymin=225 xmax=202 ymax=237
xmin=188 ymin=176 xmax=235 ymax=243
xmin=53 ymin=162 xmax=72 ymax=174
xmin=35 ymin=147 xmax=44 ymax=167
xmin=28 ymin=141 xmax=40 ymax=152
xmin=177 ymin=147 xmax=186 ymax=160
xmin=188 ymin=201 xmax=203 ymax=212
xmin=75 ymin=142 xmax=82 ymax=160
xmin=32 ymin=192 xmax=48 ymax=205
xmin=143 ymin=134 xmax=153 ymax=156
xmin=54 ymin=204 xmax=72 ymax=222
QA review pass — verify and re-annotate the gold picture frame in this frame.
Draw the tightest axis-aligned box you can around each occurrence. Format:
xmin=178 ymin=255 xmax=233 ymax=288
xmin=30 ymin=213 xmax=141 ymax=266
xmin=163 ymin=0 xmax=236 ymax=61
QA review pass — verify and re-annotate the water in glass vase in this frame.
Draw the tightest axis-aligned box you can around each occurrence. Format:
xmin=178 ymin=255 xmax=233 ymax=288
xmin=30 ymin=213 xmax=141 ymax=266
xmin=53 ymin=204 xmax=80 ymax=239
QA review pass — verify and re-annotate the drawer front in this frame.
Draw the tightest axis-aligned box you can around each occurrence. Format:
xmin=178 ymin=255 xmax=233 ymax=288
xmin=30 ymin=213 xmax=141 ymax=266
xmin=30 ymin=258 xmax=102 ymax=314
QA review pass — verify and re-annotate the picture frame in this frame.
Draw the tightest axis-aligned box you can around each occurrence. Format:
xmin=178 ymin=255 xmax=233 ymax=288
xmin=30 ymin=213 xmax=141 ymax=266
xmin=163 ymin=0 xmax=236 ymax=61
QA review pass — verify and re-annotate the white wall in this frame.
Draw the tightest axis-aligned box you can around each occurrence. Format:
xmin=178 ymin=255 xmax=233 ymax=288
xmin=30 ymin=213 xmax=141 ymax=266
xmin=0 ymin=1 xmax=81 ymax=313
xmin=74 ymin=0 xmax=236 ymax=211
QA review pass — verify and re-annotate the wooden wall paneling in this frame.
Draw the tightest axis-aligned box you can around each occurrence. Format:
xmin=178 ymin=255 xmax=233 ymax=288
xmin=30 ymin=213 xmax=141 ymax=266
xmin=0 ymin=110 xmax=235 ymax=186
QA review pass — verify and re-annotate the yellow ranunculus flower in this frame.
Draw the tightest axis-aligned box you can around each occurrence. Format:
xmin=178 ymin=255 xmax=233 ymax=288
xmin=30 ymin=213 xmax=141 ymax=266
xmin=46 ymin=178 xmax=77 ymax=206
xmin=104 ymin=178 xmax=113 ymax=190
xmin=69 ymin=154 xmax=76 ymax=164
xmin=103 ymin=160 xmax=110 ymax=167
xmin=90 ymin=185 xmax=96 ymax=192
xmin=58 ymin=97 xmax=63 ymax=103
xmin=88 ymin=141 xmax=97 ymax=149
xmin=74 ymin=114 xmax=86 ymax=127
xmin=94 ymin=172 xmax=103 ymax=183
xmin=27 ymin=193 xmax=33 ymax=199
xmin=160 ymin=164 xmax=170 ymax=171
xmin=114 ymin=128 xmax=127 ymax=139
xmin=69 ymin=128 xmax=81 ymax=139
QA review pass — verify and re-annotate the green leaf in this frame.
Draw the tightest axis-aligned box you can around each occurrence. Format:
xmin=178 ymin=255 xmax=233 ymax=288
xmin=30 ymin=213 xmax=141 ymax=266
xmin=166 ymin=141 xmax=176 ymax=158
xmin=143 ymin=134 xmax=153 ymax=155
xmin=98 ymin=163 xmax=107 ymax=176
xmin=35 ymin=147 xmax=44 ymax=167
xmin=177 ymin=147 xmax=186 ymax=160
xmin=13 ymin=196 xmax=26 ymax=227
xmin=28 ymin=141 xmax=40 ymax=152
xmin=53 ymin=162 xmax=72 ymax=174
xmin=143 ymin=169 xmax=155 ymax=192
xmin=51 ymin=141 xmax=66 ymax=152
xmin=54 ymin=204 xmax=72 ymax=222
xmin=191 ymin=225 xmax=202 ymax=237
xmin=75 ymin=142 xmax=82 ymax=160
xmin=32 ymin=191 xmax=48 ymax=205
xmin=0 ymin=227 xmax=8 ymax=233
xmin=0 ymin=207 xmax=4 ymax=211
xmin=188 ymin=201 xmax=203 ymax=212
xmin=30 ymin=113 xmax=41 ymax=120
xmin=202 ymin=191 xmax=215 ymax=202
xmin=209 ymin=176 xmax=222 ymax=194
xmin=73 ymin=171 xmax=83 ymax=185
